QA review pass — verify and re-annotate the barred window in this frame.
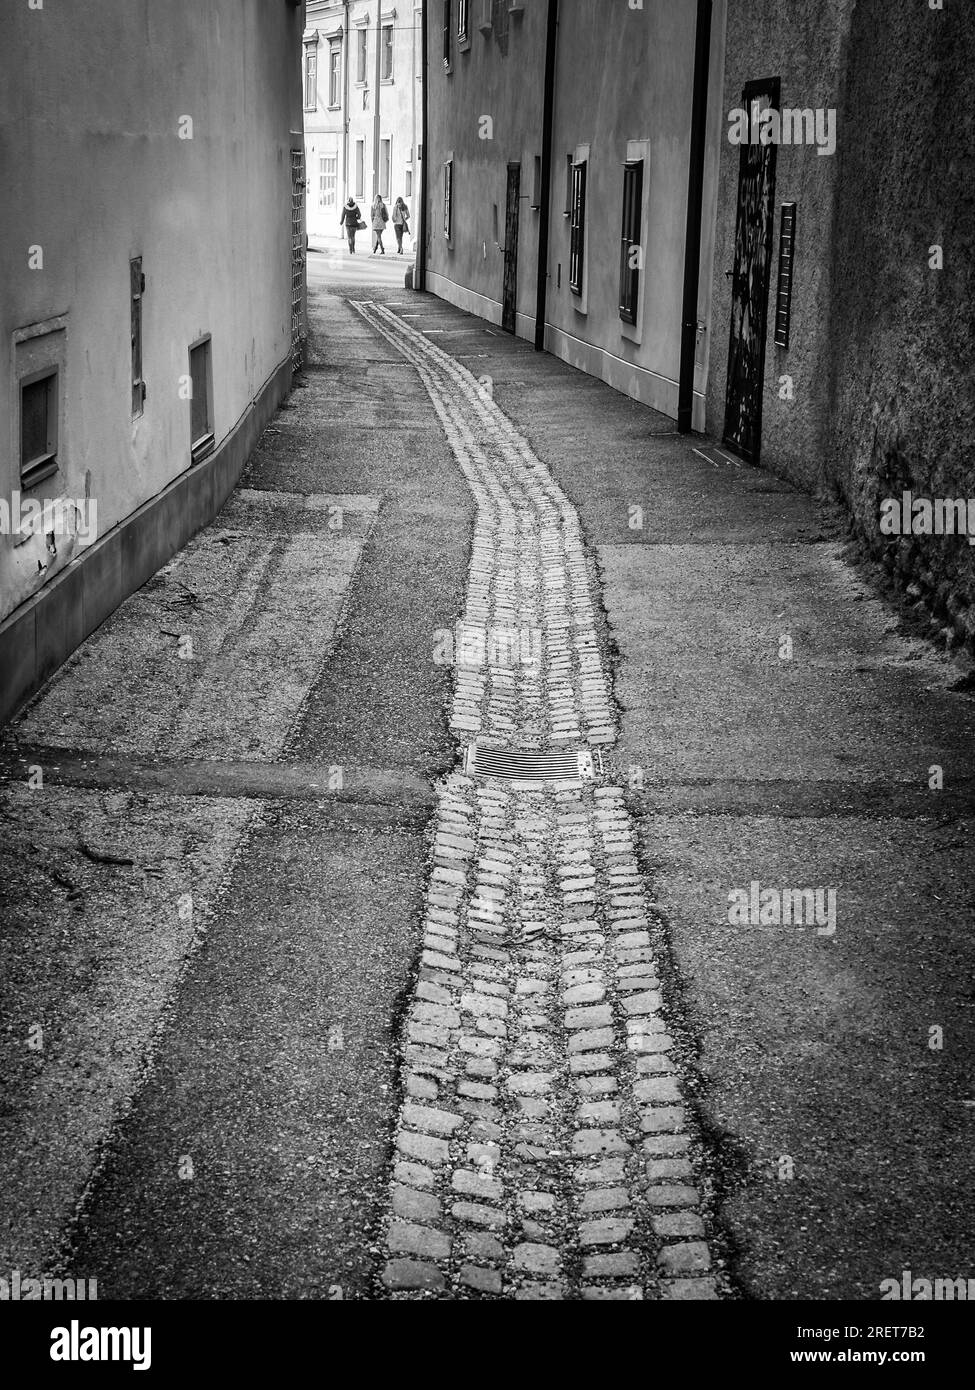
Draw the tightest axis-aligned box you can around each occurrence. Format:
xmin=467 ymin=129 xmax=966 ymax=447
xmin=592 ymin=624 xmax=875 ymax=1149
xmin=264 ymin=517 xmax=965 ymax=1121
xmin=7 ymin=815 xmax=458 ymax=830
xmin=569 ymin=160 xmax=587 ymax=296
xmin=619 ymin=160 xmax=643 ymax=324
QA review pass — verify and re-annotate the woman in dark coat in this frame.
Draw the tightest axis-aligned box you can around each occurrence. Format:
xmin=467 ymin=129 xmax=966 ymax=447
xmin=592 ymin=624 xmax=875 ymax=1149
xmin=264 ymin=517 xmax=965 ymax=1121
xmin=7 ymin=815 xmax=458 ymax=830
xmin=340 ymin=197 xmax=361 ymax=253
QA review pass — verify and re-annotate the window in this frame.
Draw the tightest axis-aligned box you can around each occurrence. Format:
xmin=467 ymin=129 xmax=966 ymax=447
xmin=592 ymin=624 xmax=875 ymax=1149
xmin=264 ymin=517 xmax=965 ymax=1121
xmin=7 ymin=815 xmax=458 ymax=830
xmin=619 ymin=160 xmax=643 ymax=324
xmin=443 ymin=0 xmax=452 ymax=67
xmin=356 ymin=27 xmax=368 ymax=83
xmin=379 ymin=138 xmax=391 ymax=199
xmin=382 ymin=24 xmax=393 ymax=80
xmin=405 ymin=167 xmax=413 ymax=198
xmin=355 ymin=140 xmax=365 ymax=199
xmin=188 ymin=337 xmax=214 ymax=464
xmin=328 ymin=40 xmax=341 ymax=108
xmin=444 ymin=159 xmax=453 ymax=239
xmin=303 ymin=44 xmax=317 ymax=110
xmin=569 ymin=160 xmax=587 ymax=295
xmin=458 ymin=0 xmax=469 ymax=39
xmin=20 ymin=370 xmax=58 ymax=486
xmin=130 ymin=256 xmax=145 ymax=417
xmin=564 ymin=154 xmax=573 ymax=215
xmin=319 ymin=154 xmax=337 ymax=210
xmin=774 ymin=203 xmax=797 ymax=349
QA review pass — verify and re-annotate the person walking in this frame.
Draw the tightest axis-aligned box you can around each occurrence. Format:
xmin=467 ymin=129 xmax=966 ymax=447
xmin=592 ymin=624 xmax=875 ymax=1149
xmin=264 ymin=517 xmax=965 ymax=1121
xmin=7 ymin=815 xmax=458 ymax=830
xmin=371 ymin=194 xmax=389 ymax=255
xmin=392 ymin=197 xmax=410 ymax=254
xmin=340 ymin=197 xmax=362 ymax=253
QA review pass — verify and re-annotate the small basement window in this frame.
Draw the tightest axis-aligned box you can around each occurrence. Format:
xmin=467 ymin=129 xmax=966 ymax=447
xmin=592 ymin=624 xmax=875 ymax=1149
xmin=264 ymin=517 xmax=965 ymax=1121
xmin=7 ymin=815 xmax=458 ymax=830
xmin=20 ymin=369 xmax=59 ymax=486
xmin=188 ymin=336 xmax=214 ymax=463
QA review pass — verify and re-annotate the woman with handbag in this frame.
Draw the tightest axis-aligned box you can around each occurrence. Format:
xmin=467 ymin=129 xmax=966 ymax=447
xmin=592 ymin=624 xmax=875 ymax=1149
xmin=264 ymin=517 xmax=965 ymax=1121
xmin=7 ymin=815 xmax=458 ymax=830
xmin=340 ymin=197 xmax=362 ymax=253
xmin=392 ymin=197 xmax=410 ymax=254
xmin=371 ymin=195 xmax=389 ymax=255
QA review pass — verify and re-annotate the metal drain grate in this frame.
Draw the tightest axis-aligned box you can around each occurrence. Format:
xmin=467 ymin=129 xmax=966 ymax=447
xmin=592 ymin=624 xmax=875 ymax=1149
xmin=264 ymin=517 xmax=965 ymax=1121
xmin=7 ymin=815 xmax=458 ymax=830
xmin=465 ymin=744 xmax=598 ymax=782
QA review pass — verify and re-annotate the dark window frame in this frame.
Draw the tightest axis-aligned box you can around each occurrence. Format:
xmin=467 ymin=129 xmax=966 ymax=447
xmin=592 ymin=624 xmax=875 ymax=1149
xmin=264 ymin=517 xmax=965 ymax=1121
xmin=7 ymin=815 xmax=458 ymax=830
xmin=19 ymin=367 xmax=59 ymax=487
xmin=444 ymin=159 xmax=453 ymax=239
xmin=457 ymin=0 xmax=469 ymax=39
xmin=188 ymin=335 xmax=214 ymax=465
xmin=328 ymin=39 xmax=342 ymax=109
xmin=619 ymin=160 xmax=643 ymax=325
xmin=569 ymin=159 xmax=587 ymax=296
xmin=443 ymin=0 xmax=452 ymax=68
xmin=303 ymin=44 xmax=317 ymax=110
xmin=356 ymin=26 xmax=368 ymax=84
xmin=381 ymin=24 xmax=393 ymax=81
xmin=130 ymin=256 xmax=146 ymax=416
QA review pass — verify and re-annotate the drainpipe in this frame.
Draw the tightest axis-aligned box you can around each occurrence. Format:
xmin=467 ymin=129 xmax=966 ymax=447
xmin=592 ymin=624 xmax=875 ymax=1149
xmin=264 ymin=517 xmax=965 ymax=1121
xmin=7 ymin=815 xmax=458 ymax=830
xmin=343 ymin=0 xmax=351 ymax=200
xmin=677 ymin=0 xmax=712 ymax=433
xmin=417 ymin=0 xmax=428 ymax=289
xmin=534 ymin=0 xmax=559 ymax=351
xmin=373 ymin=0 xmax=382 ymax=200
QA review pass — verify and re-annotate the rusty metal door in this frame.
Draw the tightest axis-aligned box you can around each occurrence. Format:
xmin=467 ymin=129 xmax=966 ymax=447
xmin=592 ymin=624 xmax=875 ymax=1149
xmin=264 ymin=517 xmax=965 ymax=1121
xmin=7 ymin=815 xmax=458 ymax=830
xmin=502 ymin=162 xmax=520 ymax=335
xmin=291 ymin=148 xmax=306 ymax=373
xmin=723 ymin=78 xmax=780 ymax=462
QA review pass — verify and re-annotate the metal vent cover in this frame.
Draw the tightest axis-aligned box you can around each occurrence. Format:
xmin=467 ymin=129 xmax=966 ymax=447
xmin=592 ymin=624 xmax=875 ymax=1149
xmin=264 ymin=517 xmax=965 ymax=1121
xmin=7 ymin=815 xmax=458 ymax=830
xmin=465 ymin=744 xmax=598 ymax=782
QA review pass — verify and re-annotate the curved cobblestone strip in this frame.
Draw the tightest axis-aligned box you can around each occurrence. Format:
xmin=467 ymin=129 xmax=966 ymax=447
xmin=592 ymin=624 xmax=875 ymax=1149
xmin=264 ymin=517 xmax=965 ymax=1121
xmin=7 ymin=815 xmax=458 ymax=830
xmin=351 ymin=300 xmax=722 ymax=1299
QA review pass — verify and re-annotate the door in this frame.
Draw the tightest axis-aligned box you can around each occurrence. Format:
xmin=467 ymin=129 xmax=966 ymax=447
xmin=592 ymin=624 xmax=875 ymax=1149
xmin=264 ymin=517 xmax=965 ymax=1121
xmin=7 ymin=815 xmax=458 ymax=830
xmin=502 ymin=162 xmax=520 ymax=334
xmin=723 ymin=78 xmax=780 ymax=462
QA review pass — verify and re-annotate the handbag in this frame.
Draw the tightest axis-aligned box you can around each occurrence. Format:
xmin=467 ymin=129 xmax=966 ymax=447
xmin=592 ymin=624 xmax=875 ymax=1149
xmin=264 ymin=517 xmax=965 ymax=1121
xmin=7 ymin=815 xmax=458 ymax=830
xmin=356 ymin=215 xmax=367 ymax=230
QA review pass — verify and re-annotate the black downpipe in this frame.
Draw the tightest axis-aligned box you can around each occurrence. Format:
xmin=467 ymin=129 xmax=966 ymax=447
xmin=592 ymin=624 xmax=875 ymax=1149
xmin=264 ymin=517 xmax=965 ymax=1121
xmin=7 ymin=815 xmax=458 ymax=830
xmin=534 ymin=0 xmax=559 ymax=350
xmin=677 ymin=0 xmax=712 ymax=432
xmin=417 ymin=0 xmax=429 ymax=290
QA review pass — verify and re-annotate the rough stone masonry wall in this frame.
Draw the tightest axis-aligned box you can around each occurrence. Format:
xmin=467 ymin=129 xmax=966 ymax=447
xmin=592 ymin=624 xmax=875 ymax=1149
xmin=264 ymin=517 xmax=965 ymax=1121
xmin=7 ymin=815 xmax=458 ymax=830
xmin=825 ymin=0 xmax=975 ymax=651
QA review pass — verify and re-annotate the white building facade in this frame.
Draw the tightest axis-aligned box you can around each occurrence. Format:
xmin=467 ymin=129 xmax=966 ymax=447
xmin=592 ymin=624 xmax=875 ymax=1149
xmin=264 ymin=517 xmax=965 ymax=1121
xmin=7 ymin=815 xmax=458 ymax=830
xmin=303 ymin=1 xmax=422 ymax=240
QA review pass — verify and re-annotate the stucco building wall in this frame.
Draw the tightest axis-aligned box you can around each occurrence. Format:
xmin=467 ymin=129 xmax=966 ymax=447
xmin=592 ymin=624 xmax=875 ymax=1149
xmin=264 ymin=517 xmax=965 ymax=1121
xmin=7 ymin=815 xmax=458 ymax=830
xmin=710 ymin=0 xmax=975 ymax=644
xmin=0 ymin=0 xmax=303 ymax=710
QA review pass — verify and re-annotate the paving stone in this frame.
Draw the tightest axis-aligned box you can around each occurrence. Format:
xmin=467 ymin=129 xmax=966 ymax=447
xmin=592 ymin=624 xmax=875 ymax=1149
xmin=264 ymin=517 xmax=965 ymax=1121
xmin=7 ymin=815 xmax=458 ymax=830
xmin=640 ymin=1106 xmax=686 ymax=1134
xmin=634 ymin=1075 xmax=683 ymax=1105
xmin=393 ymin=1160 xmax=435 ymax=1190
xmin=463 ymin=1231 xmax=505 ymax=1263
xmin=422 ymin=949 xmax=460 ymax=972
xmin=517 ymin=1191 xmax=556 ymax=1214
xmin=562 ymin=983 xmax=607 ymax=1007
xmin=583 ymin=1252 xmax=641 ymax=1278
xmin=382 ymin=1259 xmax=445 ymax=1292
xmin=657 ymin=1241 xmax=711 ymax=1275
xmin=644 ymin=1184 xmax=701 ymax=1207
xmin=391 ymin=1184 xmax=443 ymax=1225
xmin=513 ymin=1281 xmax=567 ymax=1301
xmin=569 ymin=1050 xmax=614 ymax=1073
xmin=622 ymin=990 xmax=663 ymax=1016
xmin=396 ymin=1131 xmax=451 ymax=1166
xmin=452 ymin=1168 xmax=503 ymax=1201
xmin=580 ymin=1186 xmax=631 ymax=1214
xmin=660 ymin=1277 xmax=720 ymax=1300
xmin=642 ymin=1133 xmax=692 ymax=1158
xmin=579 ymin=1217 xmax=634 ymax=1246
xmin=387 ymin=1220 xmax=451 ymax=1261
xmin=451 ymin=1201 xmax=508 ymax=1229
xmin=575 ymin=1075 xmax=617 ymax=1097
xmin=568 ymin=1028 xmax=615 ymax=1053
xmin=513 ymin=1243 xmax=562 ymax=1275
xmin=402 ymin=1103 xmax=464 ymax=1137
xmin=507 ymin=1071 xmax=554 ymax=1095
xmin=459 ymin=1080 xmax=498 ymax=1101
xmin=405 ymin=1073 xmax=439 ymax=1101
xmin=571 ymin=1129 xmax=630 ymax=1157
xmin=645 ymin=1157 xmax=695 ymax=1182
xmin=653 ymin=1211 xmax=706 ymax=1238
xmin=459 ymin=1264 xmax=503 ymax=1294
xmin=581 ymin=1284 xmax=643 ymax=1300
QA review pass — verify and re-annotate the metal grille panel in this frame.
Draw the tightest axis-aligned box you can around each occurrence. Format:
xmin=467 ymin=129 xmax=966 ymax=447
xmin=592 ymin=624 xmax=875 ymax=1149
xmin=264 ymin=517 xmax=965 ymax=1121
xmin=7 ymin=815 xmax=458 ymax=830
xmin=291 ymin=149 xmax=306 ymax=373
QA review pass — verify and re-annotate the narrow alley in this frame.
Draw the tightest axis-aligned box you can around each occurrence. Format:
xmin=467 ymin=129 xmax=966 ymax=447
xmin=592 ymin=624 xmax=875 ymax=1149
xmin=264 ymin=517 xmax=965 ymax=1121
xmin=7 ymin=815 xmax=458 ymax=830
xmin=3 ymin=252 xmax=973 ymax=1309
